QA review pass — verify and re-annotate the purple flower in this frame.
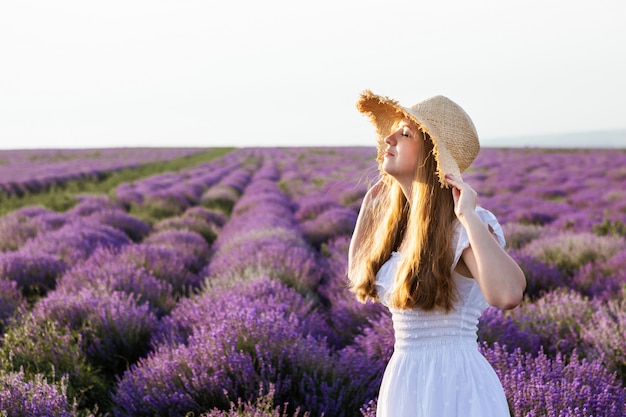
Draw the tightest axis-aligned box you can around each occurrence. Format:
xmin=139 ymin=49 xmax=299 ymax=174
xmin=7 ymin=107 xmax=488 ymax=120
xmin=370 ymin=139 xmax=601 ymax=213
xmin=523 ymin=232 xmax=623 ymax=277
xmin=154 ymin=214 xmax=218 ymax=244
xmin=299 ymin=207 xmax=357 ymax=247
xmin=19 ymin=219 xmax=131 ymax=265
xmin=84 ymin=209 xmax=151 ymax=242
xmin=34 ymin=287 xmax=158 ymax=375
xmin=143 ymin=229 xmax=211 ymax=273
xmin=581 ymin=296 xmax=626 ymax=381
xmin=500 ymin=289 xmax=595 ymax=358
xmin=200 ymin=185 xmax=241 ymax=213
xmin=508 ymin=249 xmax=568 ymax=299
xmin=0 ymin=206 xmax=68 ymax=251
xmin=0 ymin=312 xmax=106 ymax=411
xmin=0 ymin=279 xmax=24 ymax=333
xmin=481 ymin=344 xmax=626 ymax=416
xmin=478 ymin=306 xmax=542 ymax=354
xmin=57 ymin=246 xmax=177 ymax=316
xmin=183 ymin=206 xmax=227 ymax=228
xmin=0 ymin=251 xmax=66 ymax=301
xmin=117 ymin=244 xmax=202 ymax=297
xmin=573 ymin=249 xmax=626 ymax=301
xmin=0 ymin=368 xmax=79 ymax=417
xmin=68 ymin=194 xmax=121 ymax=217
xmin=114 ymin=277 xmax=365 ymax=417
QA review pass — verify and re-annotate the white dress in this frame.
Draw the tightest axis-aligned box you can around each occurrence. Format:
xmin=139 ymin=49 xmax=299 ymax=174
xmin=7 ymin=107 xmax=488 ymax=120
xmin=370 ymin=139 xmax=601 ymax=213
xmin=375 ymin=207 xmax=510 ymax=417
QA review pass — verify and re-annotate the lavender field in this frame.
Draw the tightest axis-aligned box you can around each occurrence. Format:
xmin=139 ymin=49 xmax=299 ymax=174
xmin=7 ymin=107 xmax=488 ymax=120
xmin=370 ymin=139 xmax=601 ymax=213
xmin=1 ymin=146 xmax=625 ymax=416
xmin=0 ymin=148 xmax=207 ymax=197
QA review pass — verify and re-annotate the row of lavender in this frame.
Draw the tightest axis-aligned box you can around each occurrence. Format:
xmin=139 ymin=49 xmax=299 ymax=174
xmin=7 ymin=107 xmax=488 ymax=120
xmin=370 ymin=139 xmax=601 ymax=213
xmin=0 ymin=148 xmax=206 ymax=196
xmin=1 ymin=146 xmax=626 ymax=416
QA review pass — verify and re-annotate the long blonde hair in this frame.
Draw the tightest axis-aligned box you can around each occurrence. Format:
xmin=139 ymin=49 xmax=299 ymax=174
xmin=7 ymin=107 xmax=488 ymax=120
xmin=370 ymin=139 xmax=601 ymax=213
xmin=349 ymin=130 xmax=458 ymax=311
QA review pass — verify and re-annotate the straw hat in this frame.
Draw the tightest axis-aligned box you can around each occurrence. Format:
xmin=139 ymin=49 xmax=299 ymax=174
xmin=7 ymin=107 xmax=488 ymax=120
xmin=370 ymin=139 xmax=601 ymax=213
xmin=356 ymin=90 xmax=480 ymax=186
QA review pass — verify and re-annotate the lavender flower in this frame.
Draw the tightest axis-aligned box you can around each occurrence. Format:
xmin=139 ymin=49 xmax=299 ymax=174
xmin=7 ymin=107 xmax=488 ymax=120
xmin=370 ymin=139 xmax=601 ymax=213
xmin=117 ymin=244 xmax=202 ymax=297
xmin=581 ymin=295 xmax=626 ymax=381
xmin=153 ymin=214 xmax=218 ymax=244
xmin=19 ymin=220 xmax=131 ymax=265
xmin=67 ymin=194 xmax=121 ymax=217
xmin=154 ymin=276 xmax=331 ymax=348
xmin=0 ymin=279 xmax=24 ymax=334
xmin=481 ymin=343 xmax=626 ymax=416
xmin=523 ymin=232 xmax=624 ymax=277
xmin=114 ymin=277 xmax=365 ymax=417
xmin=501 ymin=222 xmax=545 ymax=250
xmin=497 ymin=289 xmax=595 ymax=358
xmin=0 ymin=206 xmax=67 ymax=251
xmin=34 ymin=287 xmax=158 ymax=376
xmin=299 ymin=207 xmax=357 ymax=247
xmin=0 ymin=251 xmax=66 ymax=301
xmin=200 ymin=185 xmax=241 ymax=213
xmin=573 ymin=249 xmax=626 ymax=301
xmin=84 ymin=209 xmax=151 ymax=243
xmin=0 ymin=368 xmax=80 ymax=417
xmin=508 ymin=249 xmax=568 ymax=299
xmin=57 ymin=246 xmax=177 ymax=316
xmin=183 ymin=206 xmax=227 ymax=228
xmin=0 ymin=313 xmax=106 ymax=411
xmin=478 ymin=306 xmax=542 ymax=355
xmin=143 ymin=229 xmax=211 ymax=273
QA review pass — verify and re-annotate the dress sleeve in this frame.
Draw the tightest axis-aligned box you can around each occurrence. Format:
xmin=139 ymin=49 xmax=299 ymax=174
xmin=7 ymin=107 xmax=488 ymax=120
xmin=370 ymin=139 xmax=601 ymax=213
xmin=452 ymin=207 xmax=506 ymax=269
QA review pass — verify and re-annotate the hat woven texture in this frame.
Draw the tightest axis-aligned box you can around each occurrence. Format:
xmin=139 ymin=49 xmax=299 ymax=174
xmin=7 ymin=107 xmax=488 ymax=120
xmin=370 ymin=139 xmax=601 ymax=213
xmin=356 ymin=90 xmax=480 ymax=185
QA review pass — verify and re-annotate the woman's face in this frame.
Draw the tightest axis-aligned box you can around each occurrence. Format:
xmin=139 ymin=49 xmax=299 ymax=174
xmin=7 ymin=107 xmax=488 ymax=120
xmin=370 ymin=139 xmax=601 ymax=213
xmin=381 ymin=118 xmax=422 ymax=185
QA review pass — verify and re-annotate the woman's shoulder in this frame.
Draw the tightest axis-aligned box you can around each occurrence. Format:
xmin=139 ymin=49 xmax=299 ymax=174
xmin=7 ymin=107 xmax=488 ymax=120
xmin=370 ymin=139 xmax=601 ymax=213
xmin=452 ymin=206 xmax=506 ymax=264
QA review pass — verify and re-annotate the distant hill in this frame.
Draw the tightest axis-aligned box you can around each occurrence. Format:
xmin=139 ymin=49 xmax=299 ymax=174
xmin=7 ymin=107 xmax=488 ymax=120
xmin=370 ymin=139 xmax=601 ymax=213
xmin=483 ymin=129 xmax=626 ymax=148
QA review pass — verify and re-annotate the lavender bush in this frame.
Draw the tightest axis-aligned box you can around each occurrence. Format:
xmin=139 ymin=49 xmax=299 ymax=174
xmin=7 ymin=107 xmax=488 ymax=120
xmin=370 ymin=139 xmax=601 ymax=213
xmin=57 ymin=247 xmax=177 ymax=317
xmin=480 ymin=289 xmax=596 ymax=358
xmin=581 ymin=295 xmax=626 ymax=381
xmin=33 ymin=287 xmax=158 ymax=376
xmin=0 ymin=206 xmax=67 ymax=251
xmin=523 ymin=232 xmax=624 ymax=277
xmin=0 ymin=368 xmax=80 ymax=417
xmin=0 ymin=280 xmax=24 ymax=334
xmin=0 ymin=251 xmax=66 ymax=301
xmin=114 ymin=277 xmax=364 ymax=417
xmin=482 ymin=343 xmax=626 ymax=416
xmin=143 ymin=229 xmax=211 ymax=274
xmin=116 ymin=244 xmax=202 ymax=297
xmin=572 ymin=249 xmax=626 ymax=301
xmin=19 ymin=219 xmax=131 ymax=266
xmin=0 ymin=313 xmax=106 ymax=410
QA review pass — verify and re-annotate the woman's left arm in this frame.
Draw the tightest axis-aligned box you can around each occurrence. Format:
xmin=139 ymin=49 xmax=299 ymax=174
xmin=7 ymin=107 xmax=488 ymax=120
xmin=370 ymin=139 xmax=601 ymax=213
xmin=445 ymin=174 xmax=526 ymax=310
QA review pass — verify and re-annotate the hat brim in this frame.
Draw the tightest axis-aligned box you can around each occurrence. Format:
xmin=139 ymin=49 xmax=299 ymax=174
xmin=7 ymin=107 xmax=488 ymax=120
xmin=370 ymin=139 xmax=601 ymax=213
xmin=356 ymin=90 xmax=460 ymax=185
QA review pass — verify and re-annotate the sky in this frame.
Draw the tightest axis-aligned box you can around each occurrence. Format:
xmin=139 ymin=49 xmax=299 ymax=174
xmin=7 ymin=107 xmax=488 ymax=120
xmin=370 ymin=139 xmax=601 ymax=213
xmin=1 ymin=0 xmax=625 ymax=150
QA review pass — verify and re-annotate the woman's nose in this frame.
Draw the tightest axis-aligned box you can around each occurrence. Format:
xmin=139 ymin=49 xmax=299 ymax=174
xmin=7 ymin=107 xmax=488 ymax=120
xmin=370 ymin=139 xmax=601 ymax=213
xmin=384 ymin=132 xmax=397 ymax=145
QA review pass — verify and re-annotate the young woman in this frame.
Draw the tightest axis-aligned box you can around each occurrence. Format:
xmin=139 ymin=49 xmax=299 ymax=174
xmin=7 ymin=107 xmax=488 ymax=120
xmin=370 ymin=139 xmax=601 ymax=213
xmin=349 ymin=90 xmax=526 ymax=416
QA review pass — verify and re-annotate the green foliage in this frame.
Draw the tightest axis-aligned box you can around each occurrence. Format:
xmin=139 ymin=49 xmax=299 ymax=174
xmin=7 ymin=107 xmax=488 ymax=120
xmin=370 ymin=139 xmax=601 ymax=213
xmin=593 ymin=216 xmax=626 ymax=238
xmin=0 ymin=314 xmax=108 ymax=411
xmin=200 ymin=384 xmax=311 ymax=416
xmin=0 ymin=148 xmax=234 ymax=217
xmin=128 ymin=198 xmax=186 ymax=224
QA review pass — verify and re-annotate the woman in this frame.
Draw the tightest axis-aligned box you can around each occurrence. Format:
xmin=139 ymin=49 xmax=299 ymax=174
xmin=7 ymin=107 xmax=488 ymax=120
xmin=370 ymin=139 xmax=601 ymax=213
xmin=349 ymin=90 xmax=526 ymax=416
